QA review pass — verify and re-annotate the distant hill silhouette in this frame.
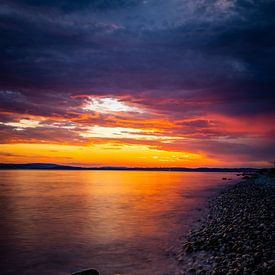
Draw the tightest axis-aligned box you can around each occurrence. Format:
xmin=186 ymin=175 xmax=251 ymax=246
xmin=0 ymin=163 xmax=258 ymax=172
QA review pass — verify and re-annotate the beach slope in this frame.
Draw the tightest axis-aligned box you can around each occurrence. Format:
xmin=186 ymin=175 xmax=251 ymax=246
xmin=174 ymin=170 xmax=275 ymax=275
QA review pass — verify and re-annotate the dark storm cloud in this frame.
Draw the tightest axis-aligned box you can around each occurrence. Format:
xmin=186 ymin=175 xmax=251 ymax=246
xmin=8 ymin=0 xmax=142 ymax=11
xmin=0 ymin=1 xmax=274 ymax=105
xmin=0 ymin=90 xmax=84 ymax=118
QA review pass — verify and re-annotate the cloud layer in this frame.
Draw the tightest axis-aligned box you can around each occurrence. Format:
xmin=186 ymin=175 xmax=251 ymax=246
xmin=0 ymin=0 xmax=274 ymax=166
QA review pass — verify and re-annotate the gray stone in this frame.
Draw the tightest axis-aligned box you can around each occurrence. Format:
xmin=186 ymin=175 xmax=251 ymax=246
xmin=72 ymin=268 xmax=99 ymax=275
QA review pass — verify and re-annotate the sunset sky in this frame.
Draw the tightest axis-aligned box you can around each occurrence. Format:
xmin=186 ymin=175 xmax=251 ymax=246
xmin=0 ymin=0 xmax=274 ymax=167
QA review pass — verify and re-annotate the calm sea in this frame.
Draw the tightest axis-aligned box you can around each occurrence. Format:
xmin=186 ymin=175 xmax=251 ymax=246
xmin=0 ymin=171 xmax=237 ymax=275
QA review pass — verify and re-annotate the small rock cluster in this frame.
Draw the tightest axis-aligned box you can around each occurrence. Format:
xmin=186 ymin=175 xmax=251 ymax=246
xmin=72 ymin=268 xmax=99 ymax=275
xmin=175 ymin=174 xmax=275 ymax=275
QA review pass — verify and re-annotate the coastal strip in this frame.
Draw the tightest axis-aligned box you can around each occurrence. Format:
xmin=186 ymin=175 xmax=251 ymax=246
xmin=174 ymin=169 xmax=275 ymax=275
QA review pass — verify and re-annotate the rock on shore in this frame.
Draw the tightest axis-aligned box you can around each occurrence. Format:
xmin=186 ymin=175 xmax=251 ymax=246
xmin=174 ymin=171 xmax=275 ymax=275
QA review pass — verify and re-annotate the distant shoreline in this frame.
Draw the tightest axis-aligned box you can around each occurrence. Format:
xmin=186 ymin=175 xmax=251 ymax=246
xmin=0 ymin=163 xmax=259 ymax=172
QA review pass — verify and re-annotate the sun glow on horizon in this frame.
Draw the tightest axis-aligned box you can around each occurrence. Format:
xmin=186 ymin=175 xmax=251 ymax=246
xmin=0 ymin=143 xmax=207 ymax=167
xmin=0 ymin=96 xmax=272 ymax=168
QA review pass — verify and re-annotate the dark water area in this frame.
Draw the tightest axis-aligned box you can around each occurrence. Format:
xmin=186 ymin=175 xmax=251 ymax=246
xmin=0 ymin=171 xmax=237 ymax=274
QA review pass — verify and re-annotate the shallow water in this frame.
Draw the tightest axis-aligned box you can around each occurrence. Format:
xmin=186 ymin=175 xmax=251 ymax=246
xmin=0 ymin=171 xmax=237 ymax=274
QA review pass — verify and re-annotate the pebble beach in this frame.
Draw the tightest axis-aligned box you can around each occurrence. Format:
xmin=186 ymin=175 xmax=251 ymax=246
xmin=173 ymin=169 xmax=275 ymax=275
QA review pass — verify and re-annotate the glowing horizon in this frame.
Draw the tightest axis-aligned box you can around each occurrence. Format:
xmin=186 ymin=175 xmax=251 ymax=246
xmin=0 ymin=95 xmax=273 ymax=168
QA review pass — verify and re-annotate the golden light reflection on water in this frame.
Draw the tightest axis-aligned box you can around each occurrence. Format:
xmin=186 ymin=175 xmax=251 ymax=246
xmin=0 ymin=170 xmax=236 ymax=274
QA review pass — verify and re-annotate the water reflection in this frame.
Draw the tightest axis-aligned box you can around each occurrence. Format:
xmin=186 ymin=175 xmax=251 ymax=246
xmin=0 ymin=171 xmax=236 ymax=274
